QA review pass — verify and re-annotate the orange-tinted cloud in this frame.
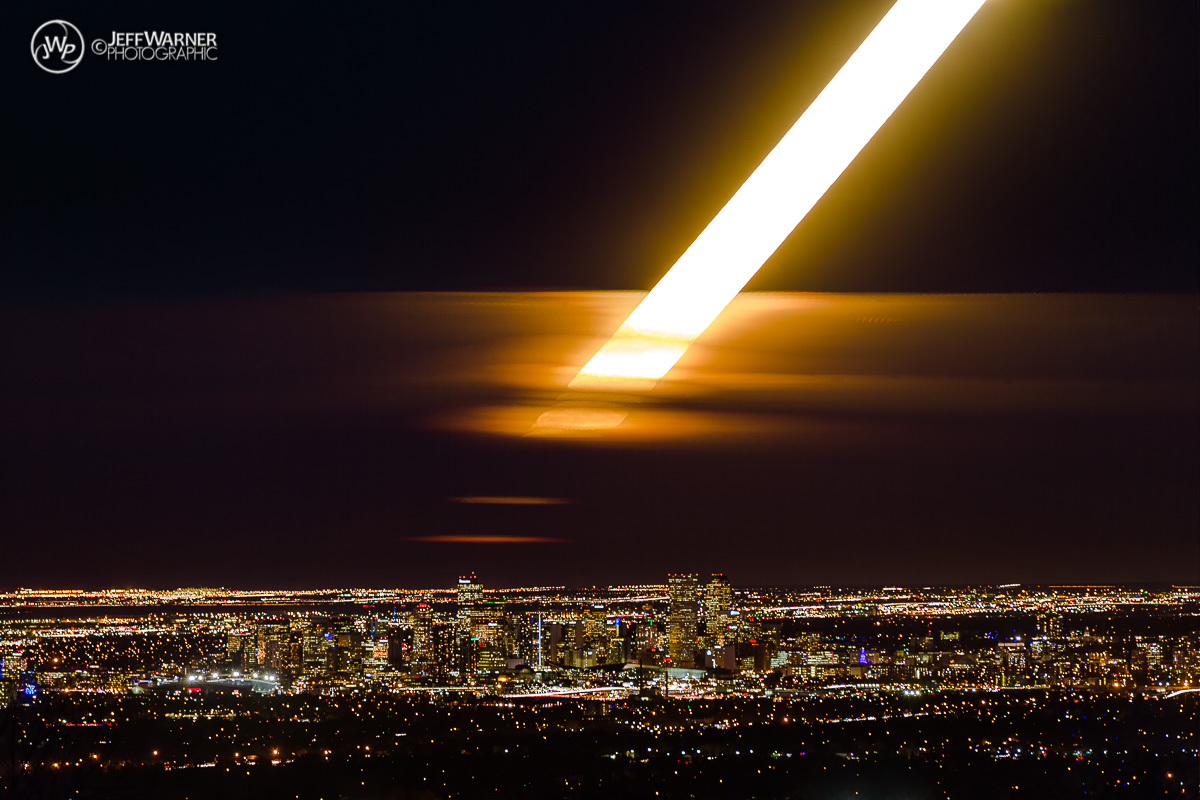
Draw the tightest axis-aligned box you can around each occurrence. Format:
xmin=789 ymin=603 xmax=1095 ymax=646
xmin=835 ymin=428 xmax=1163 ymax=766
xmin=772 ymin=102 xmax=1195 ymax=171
xmin=406 ymin=535 xmax=569 ymax=544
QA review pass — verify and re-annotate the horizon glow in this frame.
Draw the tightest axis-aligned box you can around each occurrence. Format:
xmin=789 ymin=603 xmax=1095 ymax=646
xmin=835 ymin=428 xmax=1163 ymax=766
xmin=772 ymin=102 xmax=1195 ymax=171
xmin=571 ymin=0 xmax=988 ymax=391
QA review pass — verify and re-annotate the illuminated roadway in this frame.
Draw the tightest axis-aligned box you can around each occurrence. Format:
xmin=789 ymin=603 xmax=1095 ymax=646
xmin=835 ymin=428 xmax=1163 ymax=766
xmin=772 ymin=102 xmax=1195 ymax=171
xmin=504 ymin=686 xmax=632 ymax=699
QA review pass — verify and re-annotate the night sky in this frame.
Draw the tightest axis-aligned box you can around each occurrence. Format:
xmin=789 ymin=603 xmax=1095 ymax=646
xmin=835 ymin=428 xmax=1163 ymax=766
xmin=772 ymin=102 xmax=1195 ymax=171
xmin=5 ymin=0 xmax=1198 ymax=589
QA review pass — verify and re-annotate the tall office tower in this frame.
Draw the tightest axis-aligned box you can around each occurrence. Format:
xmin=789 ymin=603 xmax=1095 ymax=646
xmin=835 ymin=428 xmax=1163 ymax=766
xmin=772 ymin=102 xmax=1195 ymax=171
xmin=632 ymin=621 xmax=662 ymax=663
xmin=536 ymin=613 xmax=545 ymax=670
xmin=667 ymin=573 xmax=701 ymax=668
xmin=412 ymin=602 xmax=434 ymax=664
xmin=456 ymin=573 xmax=481 ymax=640
xmin=542 ymin=620 xmax=563 ymax=666
xmin=605 ymin=616 xmax=626 ymax=664
xmin=327 ymin=615 xmax=364 ymax=678
xmin=256 ymin=620 xmax=290 ymax=672
xmin=704 ymin=574 xmax=733 ymax=646
xmin=430 ymin=620 xmax=457 ymax=672
xmin=0 ymin=652 xmax=28 ymax=680
xmin=227 ymin=629 xmax=256 ymax=669
xmin=513 ymin=612 xmax=545 ymax=667
xmin=455 ymin=573 xmax=482 ymax=672
xmin=470 ymin=599 xmax=509 ymax=673
xmin=558 ymin=619 xmax=598 ymax=668
xmin=584 ymin=604 xmax=611 ymax=663
xmin=286 ymin=630 xmax=304 ymax=680
xmin=301 ymin=618 xmax=330 ymax=678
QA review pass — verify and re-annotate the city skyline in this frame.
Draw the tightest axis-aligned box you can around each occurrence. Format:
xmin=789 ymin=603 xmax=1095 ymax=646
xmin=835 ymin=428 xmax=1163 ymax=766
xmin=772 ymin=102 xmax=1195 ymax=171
xmin=4 ymin=573 xmax=1197 ymax=797
xmin=5 ymin=575 xmax=1197 ymax=711
xmin=8 ymin=2 xmax=1197 ymax=797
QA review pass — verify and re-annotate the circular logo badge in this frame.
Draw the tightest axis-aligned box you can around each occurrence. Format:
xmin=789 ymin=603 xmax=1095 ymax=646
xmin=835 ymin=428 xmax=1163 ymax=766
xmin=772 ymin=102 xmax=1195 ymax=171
xmin=31 ymin=20 xmax=85 ymax=74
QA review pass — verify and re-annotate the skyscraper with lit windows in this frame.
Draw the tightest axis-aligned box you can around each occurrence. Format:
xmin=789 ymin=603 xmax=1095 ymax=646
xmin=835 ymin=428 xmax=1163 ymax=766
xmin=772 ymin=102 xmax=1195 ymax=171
xmin=704 ymin=574 xmax=732 ymax=647
xmin=456 ymin=573 xmax=481 ymax=641
xmin=455 ymin=573 xmax=482 ymax=673
xmin=256 ymin=620 xmax=290 ymax=672
xmin=667 ymin=573 xmax=700 ymax=668
xmin=412 ymin=601 xmax=434 ymax=666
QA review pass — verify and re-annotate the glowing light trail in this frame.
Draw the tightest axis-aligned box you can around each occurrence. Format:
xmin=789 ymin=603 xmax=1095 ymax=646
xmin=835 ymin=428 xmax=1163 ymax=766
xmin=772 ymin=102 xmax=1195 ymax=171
xmin=572 ymin=0 xmax=988 ymax=390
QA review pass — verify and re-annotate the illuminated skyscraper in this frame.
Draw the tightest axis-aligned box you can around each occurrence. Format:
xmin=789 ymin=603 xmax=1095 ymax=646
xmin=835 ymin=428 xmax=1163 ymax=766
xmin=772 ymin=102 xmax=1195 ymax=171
xmin=227 ymin=628 xmax=256 ymax=669
xmin=704 ymin=574 xmax=732 ymax=646
xmin=256 ymin=620 xmax=290 ymax=672
xmin=667 ymin=573 xmax=700 ymax=668
xmin=456 ymin=573 xmax=481 ymax=638
xmin=0 ymin=652 xmax=27 ymax=680
xmin=632 ymin=621 xmax=663 ymax=664
xmin=327 ymin=615 xmax=364 ymax=677
xmin=412 ymin=602 xmax=434 ymax=665
xmin=585 ymin=604 xmax=612 ymax=664
xmin=455 ymin=573 xmax=482 ymax=672
xmin=471 ymin=599 xmax=509 ymax=673
xmin=513 ymin=612 xmax=540 ymax=667
xmin=301 ymin=619 xmax=330 ymax=678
